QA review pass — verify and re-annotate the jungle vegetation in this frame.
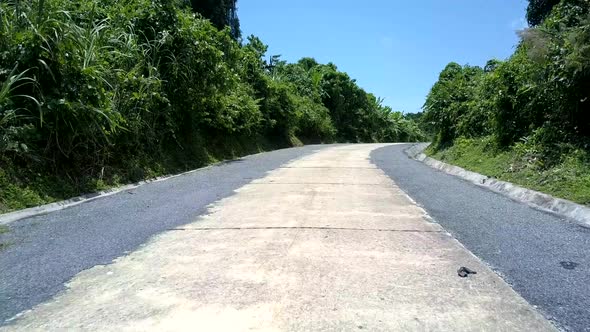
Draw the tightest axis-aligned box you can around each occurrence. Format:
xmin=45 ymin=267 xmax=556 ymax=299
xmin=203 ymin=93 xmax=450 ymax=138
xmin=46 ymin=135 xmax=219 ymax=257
xmin=0 ymin=0 xmax=424 ymax=212
xmin=423 ymin=0 xmax=590 ymax=205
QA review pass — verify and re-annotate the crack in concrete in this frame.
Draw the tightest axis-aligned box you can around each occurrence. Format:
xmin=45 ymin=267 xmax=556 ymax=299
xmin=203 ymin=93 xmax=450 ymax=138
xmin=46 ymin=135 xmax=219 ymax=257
xmin=171 ymin=226 xmax=444 ymax=233
xmin=249 ymin=183 xmax=389 ymax=186
xmin=278 ymin=167 xmax=377 ymax=169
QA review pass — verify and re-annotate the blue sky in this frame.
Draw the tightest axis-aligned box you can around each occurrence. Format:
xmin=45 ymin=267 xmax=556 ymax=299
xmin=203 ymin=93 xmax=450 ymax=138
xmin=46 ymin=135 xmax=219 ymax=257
xmin=239 ymin=0 xmax=529 ymax=113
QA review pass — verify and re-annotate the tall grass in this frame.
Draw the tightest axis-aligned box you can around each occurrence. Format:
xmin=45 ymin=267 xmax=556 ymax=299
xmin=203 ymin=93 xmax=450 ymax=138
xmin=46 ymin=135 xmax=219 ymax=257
xmin=0 ymin=0 xmax=424 ymax=214
xmin=0 ymin=65 xmax=40 ymax=154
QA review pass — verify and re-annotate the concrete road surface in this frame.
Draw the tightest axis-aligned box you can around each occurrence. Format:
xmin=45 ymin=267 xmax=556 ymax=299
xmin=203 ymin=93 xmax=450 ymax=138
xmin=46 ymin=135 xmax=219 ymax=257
xmin=1 ymin=144 xmax=555 ymax=331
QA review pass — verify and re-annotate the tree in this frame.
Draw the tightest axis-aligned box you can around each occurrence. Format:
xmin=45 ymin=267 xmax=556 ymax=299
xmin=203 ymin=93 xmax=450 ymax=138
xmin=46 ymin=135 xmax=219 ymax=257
xmin=484 ymin=59 xmax=502 ymax=73
xmin=423 ymin=63 xmax=485 ymax=146
xmin=526 ymin=0 xmax=561 ymax=26
xmin=190 ymin=0 xmax=241 ymax=39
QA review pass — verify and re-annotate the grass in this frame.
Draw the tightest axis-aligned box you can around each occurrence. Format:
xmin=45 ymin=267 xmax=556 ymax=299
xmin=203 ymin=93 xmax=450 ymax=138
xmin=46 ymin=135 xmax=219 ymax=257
xmin=0 ymin=134 xmax=292 ymax=215
xmin=427 ymin=136 xmax=590 ymax=206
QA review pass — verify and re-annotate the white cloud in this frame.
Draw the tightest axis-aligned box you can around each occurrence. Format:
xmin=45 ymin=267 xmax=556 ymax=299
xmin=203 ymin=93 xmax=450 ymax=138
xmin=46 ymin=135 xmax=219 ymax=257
xmin=510 ymin=18 xmax=528 ymax=31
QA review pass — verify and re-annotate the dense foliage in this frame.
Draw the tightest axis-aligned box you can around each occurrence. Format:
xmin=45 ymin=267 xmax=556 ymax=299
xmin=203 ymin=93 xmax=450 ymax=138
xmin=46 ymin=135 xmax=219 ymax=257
xmin=424 ymin=0 xmax=590 ymax=161
xmin=0 ymin=0 xmax=423 ymax=211
xmin=527 ymin=0 xmax=561 ymax=25
xmin=422 ymin=0 xmax=590 ymax=205
xmin=190 ymin=0 xmax=240 ymax=39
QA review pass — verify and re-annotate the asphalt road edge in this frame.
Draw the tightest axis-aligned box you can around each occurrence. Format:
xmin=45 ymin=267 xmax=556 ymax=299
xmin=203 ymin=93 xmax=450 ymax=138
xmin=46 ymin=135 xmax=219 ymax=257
xmin=405 ymin=143 xmax=590 ymax=228
xmin=0 ymin=150 xmax=281 ymax=226
xmin=0 ymin=170 xmax=212 ymax=226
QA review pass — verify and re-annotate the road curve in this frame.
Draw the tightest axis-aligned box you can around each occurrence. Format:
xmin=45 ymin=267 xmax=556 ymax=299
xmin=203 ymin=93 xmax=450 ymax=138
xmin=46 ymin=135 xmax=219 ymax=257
xmin=1 ymin=144 xmax=554 ymax=331
xmin=372 ymin=144 xmax=590 ymax=332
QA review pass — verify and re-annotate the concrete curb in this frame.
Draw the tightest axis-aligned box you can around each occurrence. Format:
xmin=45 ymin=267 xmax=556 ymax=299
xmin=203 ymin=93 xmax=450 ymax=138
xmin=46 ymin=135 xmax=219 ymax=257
xmin=405 ymin=143 xmax=590 ymax=228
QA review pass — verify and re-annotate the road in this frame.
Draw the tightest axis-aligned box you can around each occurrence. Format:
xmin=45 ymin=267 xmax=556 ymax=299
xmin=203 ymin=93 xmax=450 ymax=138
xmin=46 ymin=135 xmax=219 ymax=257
xmin=0 ymin=145 xmax=326 ymax=323
xmin=372 ymin=144 xmax=590 ymax=332
xmin=0 ymin=143 xmax=586 ymax=330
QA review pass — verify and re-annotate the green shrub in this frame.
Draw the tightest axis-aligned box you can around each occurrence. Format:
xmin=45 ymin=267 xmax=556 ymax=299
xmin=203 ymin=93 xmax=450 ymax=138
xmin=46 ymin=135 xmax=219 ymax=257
xmin=0 ymin=0 xmax=424 ymax=213
xmin=425 ymin=0 xmax=590 ymax=157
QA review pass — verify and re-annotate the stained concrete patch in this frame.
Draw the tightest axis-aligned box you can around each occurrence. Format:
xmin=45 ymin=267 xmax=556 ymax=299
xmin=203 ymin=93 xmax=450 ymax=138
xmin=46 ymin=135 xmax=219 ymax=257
xmin=2 ymin=144 xmax=555 ymax=331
